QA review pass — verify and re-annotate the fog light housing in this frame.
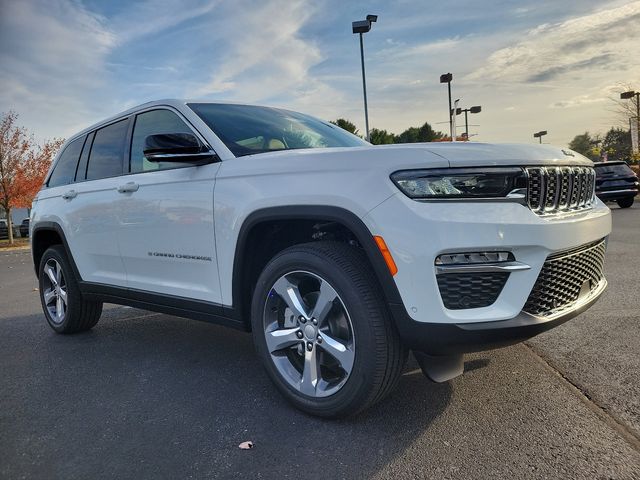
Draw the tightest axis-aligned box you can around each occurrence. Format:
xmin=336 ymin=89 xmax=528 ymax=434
xmin=435 ymin=251 xmax=514 ymax=265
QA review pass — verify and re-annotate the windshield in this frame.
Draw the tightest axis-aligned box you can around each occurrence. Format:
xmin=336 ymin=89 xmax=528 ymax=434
xmin=188 ymin=103 xmax=367 ymax=157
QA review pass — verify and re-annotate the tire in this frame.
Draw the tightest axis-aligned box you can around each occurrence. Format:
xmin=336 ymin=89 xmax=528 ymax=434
xmin=38 ymin=245 xmax=103 ymax=334
xmin=251 ymin=241 xmax=407 ymax=418
xmin=617 ymin=197 xmax=634 ymax=208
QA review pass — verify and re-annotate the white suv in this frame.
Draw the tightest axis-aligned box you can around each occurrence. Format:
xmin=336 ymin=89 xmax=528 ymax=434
xmin=31 ymin=100 xmax=612 ymax=417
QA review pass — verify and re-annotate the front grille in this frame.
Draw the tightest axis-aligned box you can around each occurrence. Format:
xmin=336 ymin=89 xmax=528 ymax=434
xmin=526 ymin=166 xmax=595 ymax=215
xmin=523 ymin=240 xmax=606 ymax=316
xmin=437 ymin=272 xmax=509 ymax=310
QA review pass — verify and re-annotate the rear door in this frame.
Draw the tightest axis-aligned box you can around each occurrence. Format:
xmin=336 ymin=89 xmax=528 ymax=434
xmin=60 ymin=118 xmax=130 ymax=286
xmin=115 ymin=107 xmax=222 ymax=303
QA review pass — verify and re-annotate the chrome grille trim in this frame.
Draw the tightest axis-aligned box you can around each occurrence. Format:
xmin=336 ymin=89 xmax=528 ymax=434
xmin=526 ymin=166 xmax=595 ymax=215
xmin=523 ymin=239 xmax=606 ymax=317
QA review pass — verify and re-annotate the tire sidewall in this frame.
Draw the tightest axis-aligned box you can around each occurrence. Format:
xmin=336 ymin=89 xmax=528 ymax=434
xmin=39 ymin=246 xmax=76 ymax=333
xmin=251 ymin=245 xmax=387 ymax=416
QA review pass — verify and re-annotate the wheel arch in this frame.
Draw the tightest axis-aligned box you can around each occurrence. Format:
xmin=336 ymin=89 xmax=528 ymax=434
xmin=231 ymin=206 xmax=404 ymax=327
xmin=31 ymin=222 xmax=81 ymax=280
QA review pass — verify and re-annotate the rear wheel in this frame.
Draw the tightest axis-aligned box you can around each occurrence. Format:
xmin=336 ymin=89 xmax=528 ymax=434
xmin=251 ymin=241 xmax=407 ymax=418
xmin=39 ymin=245 xmax=103 ymax=334
xmin=617 ymin=197 xmax=634 ymax=208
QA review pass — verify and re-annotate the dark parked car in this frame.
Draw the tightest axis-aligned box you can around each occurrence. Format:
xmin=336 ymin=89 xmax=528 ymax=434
xmin=0 ymin=219 xmax=20 ymax=240
xmin=19 ymin=218 xmax=30 ymax=238
xmin=594 ymin=161 xmax=639 ymax=208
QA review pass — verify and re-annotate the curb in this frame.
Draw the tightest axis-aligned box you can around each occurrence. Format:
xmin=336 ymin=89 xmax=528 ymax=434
xmin=0 ymin=245 xmax=30 ymax=253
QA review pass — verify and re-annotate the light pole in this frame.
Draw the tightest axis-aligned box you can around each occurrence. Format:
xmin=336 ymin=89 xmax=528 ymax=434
xmin=352 ymin=14 xmax=377 ymax=142
xmin=455 ymin=105 xmax=482 ymax=141
xmin=621 ymin=90 xmax=639 ymax=154
xmin=440 ymin=73 xmax=453 ymax=141
xmin=451 ymin=99 xmax=459 ymax=142
xmin=533 ymin=130 xmax=547 ymax=144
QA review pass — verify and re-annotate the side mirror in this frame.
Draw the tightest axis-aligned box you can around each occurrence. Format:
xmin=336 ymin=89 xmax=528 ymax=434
xmin=143 ymin=133 xmax=217 ymax=164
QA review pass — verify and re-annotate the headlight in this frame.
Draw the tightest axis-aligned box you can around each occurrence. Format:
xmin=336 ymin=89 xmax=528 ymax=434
xmin=390 ymin=167 xmax=527 ymax=199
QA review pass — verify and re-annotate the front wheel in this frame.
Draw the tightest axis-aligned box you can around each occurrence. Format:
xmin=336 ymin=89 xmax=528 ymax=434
xmin=251 ymin=242 xmax=407 ymax=418
xmin=617 ymin=197 xmax=634 ymax=208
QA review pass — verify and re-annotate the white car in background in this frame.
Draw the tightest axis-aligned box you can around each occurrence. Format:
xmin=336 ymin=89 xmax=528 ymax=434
xmin=30 ymin=100 xmax=611 ymax=417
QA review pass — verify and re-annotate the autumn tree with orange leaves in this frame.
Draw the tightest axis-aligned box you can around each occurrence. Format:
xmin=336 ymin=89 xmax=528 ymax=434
xmin=0 ymin=111 xmax=63 ymax=244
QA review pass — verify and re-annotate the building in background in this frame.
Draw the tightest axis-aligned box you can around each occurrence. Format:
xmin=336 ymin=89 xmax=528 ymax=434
xmin=0 ymin=207 xmax=29 ymax=226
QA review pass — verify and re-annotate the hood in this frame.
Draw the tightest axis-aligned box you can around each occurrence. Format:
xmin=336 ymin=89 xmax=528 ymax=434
xmin=236 ymin=142 xmax=592 ymax=171
xmin=374 ymin=142 xmax=593 ymax=168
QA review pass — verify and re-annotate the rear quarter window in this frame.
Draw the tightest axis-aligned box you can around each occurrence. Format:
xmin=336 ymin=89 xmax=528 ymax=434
xmin=47 ymin=136 xmax=85 ymax=187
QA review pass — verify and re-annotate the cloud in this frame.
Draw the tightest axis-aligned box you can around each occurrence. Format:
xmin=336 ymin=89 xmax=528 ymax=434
xmin=112 ymin=0 xmax=219 ymax=43
xmin=0 ymin=0 xmax=637 ymax=148
xmin=550 ymin=95 xmax=607 ymax=109
xmin=0 ymin=0 xmax=223 ymax=139
xmin=192 ymin=0 xmax=328 ymax=101
xmin=0 ymin=0 xmax=117 ymax=138
xmin=467 ymin=1 xmax=640 ymax=84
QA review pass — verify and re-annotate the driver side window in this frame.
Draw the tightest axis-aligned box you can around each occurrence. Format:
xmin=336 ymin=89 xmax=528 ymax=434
xmin=130 ymin=109 xmax=195 ymax=173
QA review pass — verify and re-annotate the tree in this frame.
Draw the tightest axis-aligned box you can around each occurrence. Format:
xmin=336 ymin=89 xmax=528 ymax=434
xmin=0 ymin=111 xmax=62 ymax=244
xmin=330 ymin=118 xmax=359 ymax=136
xmin=395 ymin=122 xmax=444 ymax=143
xmin=329 ymin=118 xmax=446 ymax=145
xmin=14 ymin=138 xmax=64 ymax=208
xmin=568 ymin=132 xmax=600 ymax=161
xmin=608 ymin=83 xmax=639 ymax=129
xmin=602 ymin=127 xmax=632 ymax=162
xmin=369 ymin=128 xmax=396 ymax=145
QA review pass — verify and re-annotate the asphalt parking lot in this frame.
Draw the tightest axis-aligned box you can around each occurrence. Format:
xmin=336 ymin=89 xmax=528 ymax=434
xmin=1 ymin=203 xmax=639 ymax=480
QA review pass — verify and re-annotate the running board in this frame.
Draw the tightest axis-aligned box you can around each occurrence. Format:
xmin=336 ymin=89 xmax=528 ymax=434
xmin=413 ymin=351 xmax=464 ymax=383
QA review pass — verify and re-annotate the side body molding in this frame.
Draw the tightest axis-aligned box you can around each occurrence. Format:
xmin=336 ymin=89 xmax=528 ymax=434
xmin=31 ymin=221 xmax=244 ymax=331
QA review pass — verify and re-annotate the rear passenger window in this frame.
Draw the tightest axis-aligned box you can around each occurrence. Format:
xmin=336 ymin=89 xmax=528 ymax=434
xmin=48 ymin=136 xmax=85 ymax=187
xmin=86 ymin=119 xmax=129 ymax=180
xmin=130 ymin=109 xmax=194 ymax=173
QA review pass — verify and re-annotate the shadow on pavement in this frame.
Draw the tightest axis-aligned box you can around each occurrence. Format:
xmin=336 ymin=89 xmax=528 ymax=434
xmin=464 ymin=358 xmax=491 ymax=373
xmin=0 ymin=311 xmax=452 ymax=479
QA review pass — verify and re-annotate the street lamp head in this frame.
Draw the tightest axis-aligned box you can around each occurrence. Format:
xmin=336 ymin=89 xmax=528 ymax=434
xmin=352 ymin=20 xmax=371 ymax=34
xmin=470 ymin=106 xmax=482 ymax=114
xmin=540 ymin=130 xmax=547 ymax=136
xmin=620 ymin=91 xmax=636 ymax=99
xmin=366 ymin=14 xmax=378 ymax=22
xmin=440 ymin=73 xmax=453 ymax=83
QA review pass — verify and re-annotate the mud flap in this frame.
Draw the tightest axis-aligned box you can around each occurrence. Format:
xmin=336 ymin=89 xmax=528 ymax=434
xmin=413 ymin=351 xmax=464 ymax=383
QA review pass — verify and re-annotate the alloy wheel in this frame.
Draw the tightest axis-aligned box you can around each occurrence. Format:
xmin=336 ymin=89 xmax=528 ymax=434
xmin=42 ymin=259 xmax=67 ymax=324
xmin=263 ymin=271 xmax=355 ymax=398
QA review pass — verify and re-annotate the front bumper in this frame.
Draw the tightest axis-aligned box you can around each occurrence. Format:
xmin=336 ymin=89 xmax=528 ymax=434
xmin=389 ymin=277 xmax=606 ymax=355
xmin=596 ymin=188 xmax=638 ymax=201
xmin=363 ymin=193 xmax=612 ymax=326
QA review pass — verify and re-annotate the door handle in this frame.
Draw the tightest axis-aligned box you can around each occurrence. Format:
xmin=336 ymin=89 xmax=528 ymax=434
xmin=62 ymin=189 xmax=77 ymax=200
xmin=117 ymin=182 xmax=139 ymax=193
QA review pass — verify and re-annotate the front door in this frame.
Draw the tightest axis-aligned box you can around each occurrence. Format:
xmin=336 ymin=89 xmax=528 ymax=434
xmin=116 ymin=108 xmax=222 ymax=303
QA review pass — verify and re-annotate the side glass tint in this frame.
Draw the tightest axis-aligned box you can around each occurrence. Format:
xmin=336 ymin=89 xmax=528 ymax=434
xmin=48 ymin=136 xmax=86 ymax=187
xmin=130 ymin=110 xmax=195 ymax=173
xmin=86 ymin=119 xmax=128 ymax=181
xmin=74 ymin=131 xmax=94 ymax=182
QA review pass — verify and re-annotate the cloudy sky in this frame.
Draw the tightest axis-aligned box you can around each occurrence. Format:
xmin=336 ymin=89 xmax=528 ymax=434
xmin=0 ymin=0 xmax=638 ymax=146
